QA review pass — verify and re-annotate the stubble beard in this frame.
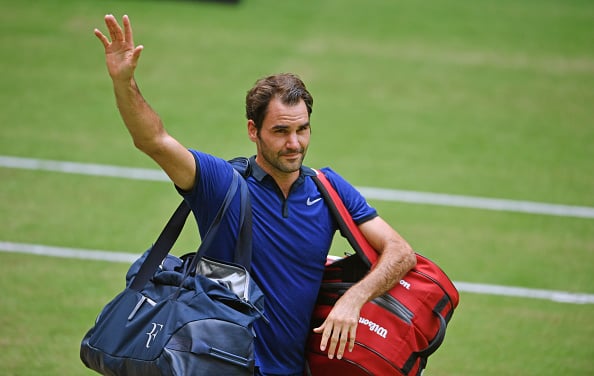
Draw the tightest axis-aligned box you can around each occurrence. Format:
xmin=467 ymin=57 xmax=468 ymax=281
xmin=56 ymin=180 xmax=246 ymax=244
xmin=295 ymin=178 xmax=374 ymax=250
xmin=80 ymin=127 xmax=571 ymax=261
xmin=269 ymin=150 xmax=306 ymax=174
xmin=260 ymin=145 xmax=307 ymax=175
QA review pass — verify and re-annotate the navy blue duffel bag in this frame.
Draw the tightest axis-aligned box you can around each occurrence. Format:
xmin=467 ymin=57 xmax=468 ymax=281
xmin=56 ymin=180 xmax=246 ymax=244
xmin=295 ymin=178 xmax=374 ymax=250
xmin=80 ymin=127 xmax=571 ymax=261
xmin=80 ymin=171 xmax=266 ymax=375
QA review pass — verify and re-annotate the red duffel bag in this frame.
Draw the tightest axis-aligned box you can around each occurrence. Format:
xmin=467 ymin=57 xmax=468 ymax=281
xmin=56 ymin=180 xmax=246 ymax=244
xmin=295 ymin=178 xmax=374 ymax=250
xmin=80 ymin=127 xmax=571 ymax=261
xmin=307 ymin=171 xmax=460 ymax=376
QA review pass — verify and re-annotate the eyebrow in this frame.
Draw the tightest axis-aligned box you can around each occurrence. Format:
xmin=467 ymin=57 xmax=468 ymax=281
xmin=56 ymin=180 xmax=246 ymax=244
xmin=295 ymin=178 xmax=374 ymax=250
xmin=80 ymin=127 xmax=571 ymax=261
xmin=271 ymin=122 xmax=310 ymax=130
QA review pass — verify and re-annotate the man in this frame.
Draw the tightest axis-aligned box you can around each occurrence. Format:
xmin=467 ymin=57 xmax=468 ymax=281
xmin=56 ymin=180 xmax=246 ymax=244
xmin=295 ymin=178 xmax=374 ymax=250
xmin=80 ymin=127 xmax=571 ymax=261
xmin=94 ymin=14 xmax=416 ymax=376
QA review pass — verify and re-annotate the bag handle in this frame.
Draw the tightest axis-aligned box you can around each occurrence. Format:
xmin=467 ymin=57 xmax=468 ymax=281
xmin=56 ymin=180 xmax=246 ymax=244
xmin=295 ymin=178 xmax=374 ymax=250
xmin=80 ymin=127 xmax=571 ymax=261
xmin=184 ymin=170 xmax=252 ymax=276
xmin=130 ymin=170 xmax=251 ymax=291
xmin=312 ymin=170 xmax=376 ymax=268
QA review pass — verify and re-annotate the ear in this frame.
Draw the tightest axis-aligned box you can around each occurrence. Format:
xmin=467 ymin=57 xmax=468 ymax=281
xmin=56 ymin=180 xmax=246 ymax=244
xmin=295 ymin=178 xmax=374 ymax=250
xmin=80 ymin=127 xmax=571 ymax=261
xmin=247 ymin=120 xmax=258 ymax=143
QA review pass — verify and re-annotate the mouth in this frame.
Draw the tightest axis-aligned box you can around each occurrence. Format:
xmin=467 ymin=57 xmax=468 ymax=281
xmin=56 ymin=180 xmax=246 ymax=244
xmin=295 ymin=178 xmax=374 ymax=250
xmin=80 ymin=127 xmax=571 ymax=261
xmin=280 ymin=150 xmax=303 ymax=159
xmin=281 ymin=154 xmax=302 ymax=163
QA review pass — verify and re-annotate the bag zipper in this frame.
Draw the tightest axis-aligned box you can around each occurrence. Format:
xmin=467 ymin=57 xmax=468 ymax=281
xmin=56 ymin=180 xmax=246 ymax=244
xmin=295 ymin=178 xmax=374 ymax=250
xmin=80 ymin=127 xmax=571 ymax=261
xmin=198 ymin=258 xmax=251 ymax=301
xmin=371 ymin=293 xmax=413 ymax=324
xmin=321 ymin=282 xmax=413 ymax=324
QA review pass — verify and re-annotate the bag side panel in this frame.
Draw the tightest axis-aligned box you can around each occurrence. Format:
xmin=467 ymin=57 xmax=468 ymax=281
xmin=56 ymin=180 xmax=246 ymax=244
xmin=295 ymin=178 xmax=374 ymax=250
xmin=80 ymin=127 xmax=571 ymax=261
xmin=308 ymin=334 xmax=423 ymax=376
xmin=165 ymin=319 xmax=255 ymax=375
xmin=414 ymin=254 xmax=460 ymax=309
xmin=309 ymin=292 xmax=420 ymax=372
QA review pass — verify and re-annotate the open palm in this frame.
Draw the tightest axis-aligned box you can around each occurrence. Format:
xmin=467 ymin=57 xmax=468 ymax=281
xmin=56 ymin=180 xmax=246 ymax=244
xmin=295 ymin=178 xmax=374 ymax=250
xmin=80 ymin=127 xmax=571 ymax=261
xmin=94 ymin=15 xmax=143 ymax=82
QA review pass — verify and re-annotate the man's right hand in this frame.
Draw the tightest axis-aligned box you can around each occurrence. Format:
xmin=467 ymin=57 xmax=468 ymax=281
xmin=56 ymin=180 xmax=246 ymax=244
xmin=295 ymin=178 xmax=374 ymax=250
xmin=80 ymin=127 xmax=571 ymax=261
xmin=93 ymin=14 xmax=196 ymax=192
xmin=94 ymin=14 xmax=143 ymax=83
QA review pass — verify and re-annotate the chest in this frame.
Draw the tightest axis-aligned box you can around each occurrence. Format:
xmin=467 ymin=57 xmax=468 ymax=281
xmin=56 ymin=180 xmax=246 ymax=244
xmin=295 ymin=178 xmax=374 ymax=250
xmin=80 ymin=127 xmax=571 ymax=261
xmin=249 ymin=180 xmax=337 ymax=265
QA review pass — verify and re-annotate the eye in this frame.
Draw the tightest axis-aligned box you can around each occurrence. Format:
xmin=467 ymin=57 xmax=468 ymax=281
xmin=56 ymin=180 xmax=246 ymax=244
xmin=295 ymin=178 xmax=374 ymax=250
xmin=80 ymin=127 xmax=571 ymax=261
xmin=297 ymin=125 xmax=310 ymax=133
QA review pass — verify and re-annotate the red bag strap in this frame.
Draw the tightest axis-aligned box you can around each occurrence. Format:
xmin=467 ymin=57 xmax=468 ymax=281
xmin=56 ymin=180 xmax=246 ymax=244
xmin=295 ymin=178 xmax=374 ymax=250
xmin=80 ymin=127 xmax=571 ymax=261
xmin=313 ymin=170 xmax=379 ymax=267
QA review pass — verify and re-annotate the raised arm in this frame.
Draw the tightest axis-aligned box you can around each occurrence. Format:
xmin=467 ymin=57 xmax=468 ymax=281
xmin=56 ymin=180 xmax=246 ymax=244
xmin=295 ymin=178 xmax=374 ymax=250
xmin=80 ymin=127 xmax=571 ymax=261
xmin=94 ymin=15 xmax=196 ymax=191
xmin=314 ymin=216 xmax=416 ymax=359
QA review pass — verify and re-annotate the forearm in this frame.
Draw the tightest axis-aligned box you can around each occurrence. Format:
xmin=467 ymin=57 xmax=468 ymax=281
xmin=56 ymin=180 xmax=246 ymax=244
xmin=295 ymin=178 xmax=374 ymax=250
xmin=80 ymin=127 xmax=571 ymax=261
xmin=111 ymin=77 xmax=196 ymax=190
xmin=342 ymin=238 xmax=416 ymax=308
xmin=96 ymin=15 xmax=196 ymax=191
xmin=112 ymin=77 xmax=166 ymax=154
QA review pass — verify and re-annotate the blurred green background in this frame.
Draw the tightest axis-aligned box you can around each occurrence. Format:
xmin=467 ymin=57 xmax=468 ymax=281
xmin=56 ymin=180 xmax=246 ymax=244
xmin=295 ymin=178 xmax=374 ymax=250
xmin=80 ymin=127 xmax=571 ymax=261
xmin=0 ymin=0 xmax=592 ymax=374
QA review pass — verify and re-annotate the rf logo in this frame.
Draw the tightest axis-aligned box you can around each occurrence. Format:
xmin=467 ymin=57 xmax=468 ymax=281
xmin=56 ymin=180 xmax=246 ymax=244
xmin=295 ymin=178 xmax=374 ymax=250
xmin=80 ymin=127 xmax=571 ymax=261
xmin=145 ymin=323 xmax=164 ymax=348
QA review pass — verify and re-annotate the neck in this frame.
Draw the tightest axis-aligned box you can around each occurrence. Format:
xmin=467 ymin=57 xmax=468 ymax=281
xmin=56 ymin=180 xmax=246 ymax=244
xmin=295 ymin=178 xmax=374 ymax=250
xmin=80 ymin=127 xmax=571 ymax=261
xmin=254 ymin=156 xmax=300 ymax=198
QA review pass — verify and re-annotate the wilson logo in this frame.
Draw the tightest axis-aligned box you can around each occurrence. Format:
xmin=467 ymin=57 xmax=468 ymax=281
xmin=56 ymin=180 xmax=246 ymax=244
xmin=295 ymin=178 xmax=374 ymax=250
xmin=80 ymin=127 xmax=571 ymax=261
xmin=399 ymin=279 xmax=411 ymax=290
xmin=359 ymin=317 xmax=388 ymax=339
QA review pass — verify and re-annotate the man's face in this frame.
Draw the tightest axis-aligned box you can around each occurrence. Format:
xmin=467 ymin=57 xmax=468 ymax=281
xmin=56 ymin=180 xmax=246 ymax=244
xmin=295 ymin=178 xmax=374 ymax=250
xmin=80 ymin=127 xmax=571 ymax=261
xmin=249 ymin=97 xmax=311 ymax=176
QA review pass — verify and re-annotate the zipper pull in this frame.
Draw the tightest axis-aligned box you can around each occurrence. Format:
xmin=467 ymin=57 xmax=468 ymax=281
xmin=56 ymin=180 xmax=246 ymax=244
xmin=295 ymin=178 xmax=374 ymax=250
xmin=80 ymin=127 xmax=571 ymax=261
xmin=128 ymin=295 xmax=157 ymax=321
xmin=245 ymin=299 xmax=270 ymax=325
xmin=128 ymin=296 xmax=146 ymax=321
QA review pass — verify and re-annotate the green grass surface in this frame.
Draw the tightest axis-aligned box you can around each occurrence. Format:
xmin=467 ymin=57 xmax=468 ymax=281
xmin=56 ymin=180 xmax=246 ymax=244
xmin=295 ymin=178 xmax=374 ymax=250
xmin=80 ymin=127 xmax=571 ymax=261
xmin=1 ymin=0 xmax=593 ymax=374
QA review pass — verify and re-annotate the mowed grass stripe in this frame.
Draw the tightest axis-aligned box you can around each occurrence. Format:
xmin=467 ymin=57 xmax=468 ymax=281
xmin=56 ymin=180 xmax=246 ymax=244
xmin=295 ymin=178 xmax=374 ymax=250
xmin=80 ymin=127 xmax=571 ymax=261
xmin=2 ymin=241 xmax=593 ymax=305
xmin=2 ymin=155 xmax=593 ymax=218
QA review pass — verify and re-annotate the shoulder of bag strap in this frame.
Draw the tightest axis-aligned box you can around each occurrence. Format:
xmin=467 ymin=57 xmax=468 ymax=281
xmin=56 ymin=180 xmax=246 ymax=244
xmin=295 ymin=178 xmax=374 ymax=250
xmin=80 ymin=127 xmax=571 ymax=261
xmin=131 ymin=169 xmax=250 ymax=291
xmin=228 ymin=157 xmax=251 ymax=178
xmin=312 ymin=169 xmax=376 ymax=267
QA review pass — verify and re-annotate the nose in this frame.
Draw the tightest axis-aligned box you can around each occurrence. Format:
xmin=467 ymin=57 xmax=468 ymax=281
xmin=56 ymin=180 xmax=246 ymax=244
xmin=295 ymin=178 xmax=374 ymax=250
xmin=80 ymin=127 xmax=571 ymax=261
xmin=286 ymin=132 xmax=300 ymax=149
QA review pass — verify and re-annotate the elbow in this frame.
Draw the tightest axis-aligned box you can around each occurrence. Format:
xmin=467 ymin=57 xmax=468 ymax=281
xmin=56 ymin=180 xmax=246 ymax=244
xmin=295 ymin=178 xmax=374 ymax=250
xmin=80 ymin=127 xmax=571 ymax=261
xmin=133 ymin=138 xmax=154 ymax=154
xmin=397 ymin=240 xmax=417 ymax=272
xmin=385 ymin=237 xmax=416 ymax=274
xmin=132 ymin=134 xmax=166 ymax=157
xmin=129 ymin=124 xmax=169 ymax=156
xmin=133 ymin=140 xmax=159 ymax=159
xmin=406 ymin=249 xmax=417 ymax=271
xmin=132 ymin=138 xmax=147 ymax=152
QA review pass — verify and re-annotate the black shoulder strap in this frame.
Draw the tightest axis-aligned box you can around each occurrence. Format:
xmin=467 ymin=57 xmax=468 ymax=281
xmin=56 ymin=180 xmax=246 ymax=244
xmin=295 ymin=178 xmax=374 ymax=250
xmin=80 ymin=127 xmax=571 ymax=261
xmin=129 ymin=170 xmax=251 ymax=291
xmin=129 ymin=200 xmax=191 ymax=291
xmin=229 ymin=156 xmax=251 ymax=178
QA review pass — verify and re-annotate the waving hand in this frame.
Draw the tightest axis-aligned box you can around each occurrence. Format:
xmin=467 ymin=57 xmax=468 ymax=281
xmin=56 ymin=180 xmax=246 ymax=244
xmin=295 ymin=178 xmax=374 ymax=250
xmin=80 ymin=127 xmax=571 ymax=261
xmin=92 ymin=14 xmax=196 ymax=191
xmin=94 ymin=15 xmax=144 ymax=82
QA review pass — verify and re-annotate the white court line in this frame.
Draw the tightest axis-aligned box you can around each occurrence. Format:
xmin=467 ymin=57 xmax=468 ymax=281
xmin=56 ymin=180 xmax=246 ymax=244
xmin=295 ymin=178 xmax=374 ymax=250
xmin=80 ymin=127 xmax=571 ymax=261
xmin=0 ymin=241 xmax=138 ymax=263
xmin=1 ymin=241 xmax=593 ymax=305
xmin=357 ymin=187 xmax=594 ymax=218
xmin=0 ymin=155 xmax=168 ymax=181
xmin=2 ymin=155 xmax=594 ymax=218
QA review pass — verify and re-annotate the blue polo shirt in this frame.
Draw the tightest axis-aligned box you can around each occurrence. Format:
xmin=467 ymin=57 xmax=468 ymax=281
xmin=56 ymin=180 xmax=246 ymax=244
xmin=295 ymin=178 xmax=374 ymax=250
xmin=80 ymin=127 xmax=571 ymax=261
xmin=179 ymin=150 xmax=378 ymax=375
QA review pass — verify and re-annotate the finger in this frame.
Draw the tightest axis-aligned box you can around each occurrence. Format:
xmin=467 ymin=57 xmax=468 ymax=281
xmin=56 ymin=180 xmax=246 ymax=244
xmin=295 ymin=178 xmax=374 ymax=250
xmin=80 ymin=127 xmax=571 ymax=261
xmin=105 ymin=14 xmax=123 ymax=42
xmin=312 ymin=323 xmax=324 ymax=334
xmin=313 ymin=323 xmax=330 ymax=352
xmin=335 ymin=328 xmax=349 ymax=360
xmin=348 ymin=325 xmax=357 ymax=352
xmin=317 ymin=323 xmax=330 ymax=352
xmin=326 ymin=326 xmax=341 ymax=359
xmin=132 ymin=45 xmax=144 ymax=64
xmin=93 ymin=29 xmax=110 ymax=48
xmin=122 ymin=14 xmax=134 ymax=45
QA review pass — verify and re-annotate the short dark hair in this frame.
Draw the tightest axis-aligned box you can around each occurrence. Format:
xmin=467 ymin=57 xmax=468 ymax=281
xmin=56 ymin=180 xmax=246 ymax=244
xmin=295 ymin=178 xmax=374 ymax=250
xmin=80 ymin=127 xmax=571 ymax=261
xmin=245 ymin=73 xmax=313 ymax=131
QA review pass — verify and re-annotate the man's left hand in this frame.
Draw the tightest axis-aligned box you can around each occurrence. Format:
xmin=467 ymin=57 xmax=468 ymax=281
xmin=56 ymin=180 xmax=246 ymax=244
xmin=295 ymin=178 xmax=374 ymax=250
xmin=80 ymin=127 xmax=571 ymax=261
xmin=312 ymin=296 xmax=361 ymax=359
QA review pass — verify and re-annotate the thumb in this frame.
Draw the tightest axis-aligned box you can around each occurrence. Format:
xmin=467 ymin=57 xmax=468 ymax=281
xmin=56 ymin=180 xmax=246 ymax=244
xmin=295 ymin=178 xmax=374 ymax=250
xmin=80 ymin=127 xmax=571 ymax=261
xmin=131 ymin=45 xmax=144 ymax=63
xmin=313 ymin=323 xmax=325 ymax=333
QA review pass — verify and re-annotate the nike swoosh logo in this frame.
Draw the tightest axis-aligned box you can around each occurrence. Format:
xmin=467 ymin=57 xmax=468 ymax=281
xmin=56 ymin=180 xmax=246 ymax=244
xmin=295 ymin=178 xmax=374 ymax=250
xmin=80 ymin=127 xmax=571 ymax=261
xmin=306 ymin=197 xmax=322 ymax=206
